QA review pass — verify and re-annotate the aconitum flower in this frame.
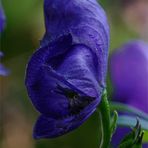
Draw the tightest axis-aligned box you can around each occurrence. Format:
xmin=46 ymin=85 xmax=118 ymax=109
xmin=0 ymin=4 xmax=8 ymax=76
xmin=110 ymin=40 xmax=148 ymax=147
xmin=0 ymin=51 xmax=9 ymax=76
xmin=0 ymin=4 xmax=5 ymax=32
xmin=25 ymin=0 xmax=109 ymax=139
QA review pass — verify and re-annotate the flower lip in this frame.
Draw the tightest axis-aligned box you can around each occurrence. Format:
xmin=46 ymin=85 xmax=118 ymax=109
xmin=33 ymin=98 xmax=98 ymax=139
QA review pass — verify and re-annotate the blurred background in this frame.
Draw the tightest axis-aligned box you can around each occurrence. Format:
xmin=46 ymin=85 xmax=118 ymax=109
xmin=0 ymin=0 xmax=148 ymax=148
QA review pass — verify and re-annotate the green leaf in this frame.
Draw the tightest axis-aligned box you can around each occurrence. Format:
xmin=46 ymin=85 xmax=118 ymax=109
xmin=118 ymin=120 xmax=144 ymax=148
xmin=110 ymin=102 xmax=148 ymax=121
xmin=117 ymin=116 xmax=148 ymax=131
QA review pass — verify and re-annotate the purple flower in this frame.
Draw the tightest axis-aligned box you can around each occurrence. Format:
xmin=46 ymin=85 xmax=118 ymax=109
xmin=0 ymin=4 xmax=8 ymax=76
xmin=110 ymin=40 xmax=148 ymax=147
xmin=0 ymin=51 xmax=9 ymax=76
xmin=0 ymin=4 xmax=5 ymax=32
xmin=25 ymin=0 xmax=109 ymax=139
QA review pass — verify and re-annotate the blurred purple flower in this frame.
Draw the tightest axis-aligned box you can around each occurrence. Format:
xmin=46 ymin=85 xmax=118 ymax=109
xmin=0 ymin=4 xmax=5 ymax=32
xmin=25 ymin=0 xmax=109 ymax=139
xmin=0 ymin=51 xmax=9 ymax=76
xmin=110 ymin=40 xmax=148 ymax=147
xmin=0 ymin=4 xmax=9 ymax=76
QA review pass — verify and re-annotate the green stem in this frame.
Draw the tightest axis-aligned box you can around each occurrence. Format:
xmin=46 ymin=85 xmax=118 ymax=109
xmin=97 ymin=90 xmax=111 ymax=148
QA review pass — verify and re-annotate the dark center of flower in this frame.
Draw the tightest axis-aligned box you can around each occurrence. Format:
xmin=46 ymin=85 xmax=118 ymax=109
xmin=56 ymin=84 xmax=79 ymax=99
xmin=55 ymin=84 xmax=94 ymax=115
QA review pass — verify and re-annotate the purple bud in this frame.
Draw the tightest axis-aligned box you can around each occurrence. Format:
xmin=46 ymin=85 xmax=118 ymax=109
xmin=110 ymin=40 xmax=148 ymax=147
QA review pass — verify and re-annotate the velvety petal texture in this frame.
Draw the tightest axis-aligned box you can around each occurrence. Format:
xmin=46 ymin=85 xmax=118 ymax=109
xmin=43 ymin=0 xmax=110 ymax=85
xmin=26 ymin=0 xmax=109 ymax=139
xmin=110 ymin=40 xmax=148 ymax=147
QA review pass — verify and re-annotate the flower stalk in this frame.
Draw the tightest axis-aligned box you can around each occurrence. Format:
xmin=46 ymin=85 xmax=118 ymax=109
xmin=97 ymin=90 xmax=112 ymax=148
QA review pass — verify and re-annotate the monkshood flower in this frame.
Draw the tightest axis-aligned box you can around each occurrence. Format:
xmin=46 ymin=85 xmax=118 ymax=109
xmin=0 ymin=51 xmax=9 ymax=76
xmin=0 ymin=3 xmax=5 ymax=32
xmin=25 ymin=0 xmax=109 ymax=139
xmin=0 ymin=3 xmax=8 ymax=76
xmin=110 ymin=40 xmax=148 ymax=147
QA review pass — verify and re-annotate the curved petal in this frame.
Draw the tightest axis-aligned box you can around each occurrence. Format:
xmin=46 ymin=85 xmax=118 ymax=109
xmin=26 ymin=35 xmax=101 ymax=119
xmin=26 ymin=35 xmax=72 ymax=118
xmin=57 ymin=44 xmax=102 ymax=97
xmin=33 ymin=98 xmax=98 ymax=139
xmin=43 ymin=0 xmax=109 ymax=85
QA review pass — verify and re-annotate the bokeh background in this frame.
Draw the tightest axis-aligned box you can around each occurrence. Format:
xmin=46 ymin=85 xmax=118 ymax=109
xmin=0 ymin=0 xmax=148 ymax=148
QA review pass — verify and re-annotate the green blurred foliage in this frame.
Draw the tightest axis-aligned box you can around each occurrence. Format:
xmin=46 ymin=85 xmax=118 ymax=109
xmin=143 ymin=131 xmax=148 ymax=143
xmin=2 ymin=0 xmax=44 ymax=58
